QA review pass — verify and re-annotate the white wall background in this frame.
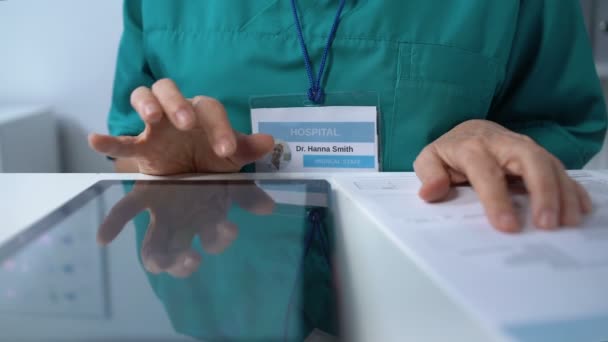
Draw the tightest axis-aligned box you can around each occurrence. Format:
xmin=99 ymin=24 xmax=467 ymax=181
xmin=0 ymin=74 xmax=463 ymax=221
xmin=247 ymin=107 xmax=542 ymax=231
xmin=0 ymin=0 xmax=122 ymax=172
xmin=0 ymin=0 xmax=606 ymax=172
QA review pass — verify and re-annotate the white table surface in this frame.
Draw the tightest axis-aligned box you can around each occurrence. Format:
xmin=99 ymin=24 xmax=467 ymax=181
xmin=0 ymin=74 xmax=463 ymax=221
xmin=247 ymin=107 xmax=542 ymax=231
xmin=4 ymin=171 xmax=607 ymax=240
xmin=3 ymin=170 xmax=607 ymax=263
xmin=2 ymin=172 xmax=607 ymax=342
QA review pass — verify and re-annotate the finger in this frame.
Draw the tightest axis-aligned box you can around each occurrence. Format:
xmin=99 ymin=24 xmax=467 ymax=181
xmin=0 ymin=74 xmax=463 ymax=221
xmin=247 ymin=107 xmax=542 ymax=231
xmin=457 ymin=146 xmax=520 ymax=232
xmin=230 ymin=133 xmax=275 ymax=166
xmin=200 ymin=220 xmax=239 ymax=255
xmin=413 ymin=145 xmax=452 ymax=202
xmin=554 ymin=168 xmax=582 ymax=227
xmin=574 ymin=180 xmax=593 ymax=214
xmin=191 ymin=96 xmax=237 ymax=157
xmin=131 ymin=86 xmax=162 ymax=123
xmin=141 ymin=213 xmax=173 ymax=274
xmin=97 ymin=190 xmax=146 ymax=245
xmin=151 ymin=79 xmax=196 ymax=130
xmin=166 ymin=250 xmax=202 ymax=278
xmin=502 ymin=147 xmax=560 ymax=230
xmin=88 ymin=133 xmax=140 ymax=159
xmin=229 ymin=182 xmax=276 ymax=215
xmin=448 ymin=169 xmax=468 ymax=185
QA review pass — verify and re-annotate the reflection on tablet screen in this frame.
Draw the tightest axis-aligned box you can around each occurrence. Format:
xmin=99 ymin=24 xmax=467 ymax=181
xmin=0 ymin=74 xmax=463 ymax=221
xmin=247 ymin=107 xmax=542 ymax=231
xmin=0 ymin=180 xmax=340 ymax=342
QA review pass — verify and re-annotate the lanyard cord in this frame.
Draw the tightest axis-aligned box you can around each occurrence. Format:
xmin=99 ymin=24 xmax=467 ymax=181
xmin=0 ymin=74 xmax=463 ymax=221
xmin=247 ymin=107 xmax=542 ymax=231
xmin=290 ymin=0 xmax=347 ymax=104
xmin=283 ymin=208 xmax=332 ymax=341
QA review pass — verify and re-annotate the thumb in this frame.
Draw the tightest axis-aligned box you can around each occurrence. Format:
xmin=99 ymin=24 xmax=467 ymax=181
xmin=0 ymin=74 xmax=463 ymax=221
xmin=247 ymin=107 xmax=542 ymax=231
xmin=413 ymin=146 xmax=452 ymax=202
xmin=231 ymin=133 xmax=275 ymax=166
xmin=88 ymin=133 xmax=140 ymax=159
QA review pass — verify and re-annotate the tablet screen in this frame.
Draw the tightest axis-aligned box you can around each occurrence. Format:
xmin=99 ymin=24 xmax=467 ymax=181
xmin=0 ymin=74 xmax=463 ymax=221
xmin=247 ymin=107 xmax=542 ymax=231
xmin=0 ymin=179 xmax=340 ymax=341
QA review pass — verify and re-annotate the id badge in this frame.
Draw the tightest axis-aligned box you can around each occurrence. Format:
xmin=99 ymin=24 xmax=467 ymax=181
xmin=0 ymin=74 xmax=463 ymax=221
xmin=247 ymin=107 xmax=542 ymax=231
xmin=250 ymin=92 xmax=381 ymax=173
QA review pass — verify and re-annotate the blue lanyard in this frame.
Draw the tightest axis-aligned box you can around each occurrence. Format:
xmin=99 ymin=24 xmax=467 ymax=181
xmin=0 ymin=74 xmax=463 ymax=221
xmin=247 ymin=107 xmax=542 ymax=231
xmin=283 ymin=207 xmax=332 ymax=341
xmin=290 ymin=0 xmax=347 ymax=104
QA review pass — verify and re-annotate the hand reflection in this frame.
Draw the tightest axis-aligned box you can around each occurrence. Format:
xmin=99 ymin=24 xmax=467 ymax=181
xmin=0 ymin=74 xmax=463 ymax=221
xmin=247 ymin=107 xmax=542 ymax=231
xmin=97 ymin=181 xmax=275 ymax=278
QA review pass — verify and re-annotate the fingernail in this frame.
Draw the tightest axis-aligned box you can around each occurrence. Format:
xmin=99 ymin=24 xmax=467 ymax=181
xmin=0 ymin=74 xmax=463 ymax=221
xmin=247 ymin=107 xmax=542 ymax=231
xmin=176 ymin=109 xmax=193 ymax=128
xmin=214 ymin=138 xmax=235 ymax=157
xmin=183 ymin=256 xmax=196 ymax=268
xmin=539 ymin=210 xmax=558 ymax=229
xmin=498 ymin=214 xmax=519 ymax=232
xmin=144 ymin=104 xmax=159 ymax=119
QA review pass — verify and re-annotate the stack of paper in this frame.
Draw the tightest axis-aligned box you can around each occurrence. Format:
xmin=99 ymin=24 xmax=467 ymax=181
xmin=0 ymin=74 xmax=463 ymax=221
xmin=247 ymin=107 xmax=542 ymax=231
xmin=333 ymin=171 xmax=608 ymax=342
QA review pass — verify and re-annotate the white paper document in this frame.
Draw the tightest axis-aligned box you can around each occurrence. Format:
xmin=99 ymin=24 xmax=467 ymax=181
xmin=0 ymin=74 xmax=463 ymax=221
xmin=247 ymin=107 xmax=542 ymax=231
xmin=334 ymin=171 xmax=608 ymax=341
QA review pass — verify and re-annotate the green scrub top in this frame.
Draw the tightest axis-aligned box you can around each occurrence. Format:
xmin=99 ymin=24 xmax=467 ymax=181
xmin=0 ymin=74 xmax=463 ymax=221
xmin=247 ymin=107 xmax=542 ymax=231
xmin=108 ymin=0 xmax=607 ymax=170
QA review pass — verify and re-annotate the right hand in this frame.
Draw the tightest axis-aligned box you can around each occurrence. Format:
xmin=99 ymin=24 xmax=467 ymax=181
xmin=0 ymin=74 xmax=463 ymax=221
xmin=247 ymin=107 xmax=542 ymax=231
xmin=97 ymin=180 xmax=275 ymax=278
xmin=89 ymin=79 xmax=275 ymax=175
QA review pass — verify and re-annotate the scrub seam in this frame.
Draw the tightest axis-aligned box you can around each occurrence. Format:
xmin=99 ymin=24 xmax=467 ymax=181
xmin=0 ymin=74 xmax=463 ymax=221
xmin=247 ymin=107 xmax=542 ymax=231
xmin=398 ymin=80 xmax=489 ymax=103
xmin=396 ymin=44 xmax=403 ymax=89
xmin=388 ymin=43 xmax=405 ymax=169
xmin=145 ymin=28 xmax=500 ymax=62
xmin=238 ymin=0 xmax=281 ymax=32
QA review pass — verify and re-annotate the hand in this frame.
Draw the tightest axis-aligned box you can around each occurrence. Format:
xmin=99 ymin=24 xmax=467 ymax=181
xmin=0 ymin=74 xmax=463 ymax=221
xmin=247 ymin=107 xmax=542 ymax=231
xmin=414 ymin=119 xmax=592 ymax=233
xmin=97 ymin=181 xmax=275 ymax=278
xmin=89 ymin=79 xmax=275 ymax=175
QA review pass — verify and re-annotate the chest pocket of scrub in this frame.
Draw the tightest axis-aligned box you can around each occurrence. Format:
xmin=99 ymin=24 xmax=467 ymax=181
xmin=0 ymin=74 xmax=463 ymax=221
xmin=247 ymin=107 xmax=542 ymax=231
xmin=388 ymin=44 xmax=497 ymax=164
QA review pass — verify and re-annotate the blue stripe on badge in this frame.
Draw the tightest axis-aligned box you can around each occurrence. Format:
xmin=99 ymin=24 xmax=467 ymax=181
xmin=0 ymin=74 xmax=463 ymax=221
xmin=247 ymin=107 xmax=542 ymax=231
xmin=505 ymin=313 xmax=608 ymax=342
xmin=258 ymin=122 xmax=375 ymax=143
xmin=303 ymin=155 xmax=376 ymax=169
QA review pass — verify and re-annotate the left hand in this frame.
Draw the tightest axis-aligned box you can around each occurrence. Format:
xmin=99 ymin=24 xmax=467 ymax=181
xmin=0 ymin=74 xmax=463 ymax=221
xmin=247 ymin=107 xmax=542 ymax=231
xmin=413 ymin=119 xmax=592 ymax=233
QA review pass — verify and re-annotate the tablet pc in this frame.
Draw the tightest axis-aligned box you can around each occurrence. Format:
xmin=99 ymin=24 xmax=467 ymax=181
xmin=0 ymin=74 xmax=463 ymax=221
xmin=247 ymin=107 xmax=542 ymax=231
xmin=0 ymin=179 xmax=340 ymax=342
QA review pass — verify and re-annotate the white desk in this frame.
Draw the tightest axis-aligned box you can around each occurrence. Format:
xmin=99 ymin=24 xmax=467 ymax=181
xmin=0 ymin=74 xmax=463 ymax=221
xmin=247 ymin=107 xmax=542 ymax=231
xmin=2 ymin=172 xmax=608 ymax=342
